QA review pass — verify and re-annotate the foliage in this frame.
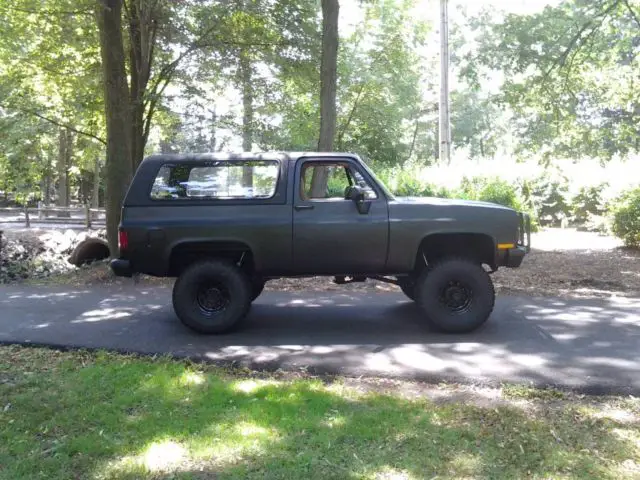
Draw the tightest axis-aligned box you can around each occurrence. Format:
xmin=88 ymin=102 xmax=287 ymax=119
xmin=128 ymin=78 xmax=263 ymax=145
xmin=571 ymin=183 xmax=609 ymax=225
xmin=459 ymin=177 xmax=522 ymax=210
xmin=469 ymin=0 xmax=640 ymax=161
xmin=611 ymin=187 xmax=640 ymax=247
xmin=520 ymin=174 xmax=572 ymax=227
xmin=376 ymin=166 xmax=451 ymax=198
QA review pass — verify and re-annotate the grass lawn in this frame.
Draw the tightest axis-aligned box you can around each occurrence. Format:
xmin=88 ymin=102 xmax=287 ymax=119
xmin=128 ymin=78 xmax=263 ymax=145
xmin=0 ymin=346 xmax=639 ymax=479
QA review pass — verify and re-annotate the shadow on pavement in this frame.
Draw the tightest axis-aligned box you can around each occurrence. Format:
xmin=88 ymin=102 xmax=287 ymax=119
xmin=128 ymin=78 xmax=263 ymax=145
xmin=0 ymin=285 xmax=639 ymax=394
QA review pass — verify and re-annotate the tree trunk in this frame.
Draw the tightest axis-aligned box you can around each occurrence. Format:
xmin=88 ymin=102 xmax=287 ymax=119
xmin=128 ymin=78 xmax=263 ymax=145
xmin=56 ymin=129 xmax=70 ymax=217
xmin=408 ymin=118 xmax=420 ymax=163
xmin=65 ymin=130 xmax=72 ymax=207
xmin=240 ymin=52 xmax=254 ymax=190
xmin=97 ymin=0 xmax=133 ymax=256
xmin=312 ymin=0 xmax=339 ymax=198
xmin=92 ymin=157 xmax=100 ymax=208
xmin=127 ymin=0 xmax=156 ymax=170
xmin=44 ymin=155 xmax=52 ymax=205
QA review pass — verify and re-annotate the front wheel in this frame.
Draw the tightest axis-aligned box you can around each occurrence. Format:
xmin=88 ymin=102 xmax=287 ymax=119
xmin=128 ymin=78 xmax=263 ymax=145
xmin=414 ymin=257 xmax=495 ymax=333
xmin=172 ymin=260 xmax=252 ymax=334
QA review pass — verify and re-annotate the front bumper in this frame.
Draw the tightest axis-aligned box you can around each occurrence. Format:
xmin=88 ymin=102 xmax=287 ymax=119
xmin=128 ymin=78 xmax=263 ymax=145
xmin=110 ymin=259 xmax=133 ymax=277
xmin=517 ymin=212 xmax=532 ymax=253
xmin=496 ymin=212 xmax=531 ymax=269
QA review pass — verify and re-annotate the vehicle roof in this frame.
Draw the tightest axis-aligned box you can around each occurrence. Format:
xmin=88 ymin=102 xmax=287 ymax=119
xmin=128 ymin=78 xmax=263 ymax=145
xmin=141 ymin=151 xmax=361 ymax=165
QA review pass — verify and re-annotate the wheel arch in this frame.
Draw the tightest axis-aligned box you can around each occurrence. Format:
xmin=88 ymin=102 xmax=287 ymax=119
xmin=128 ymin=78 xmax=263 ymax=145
xmin=415 ymin=232 xmax=496 ymax=271
xmin=167 ymin=239 xmax=255 ymax=276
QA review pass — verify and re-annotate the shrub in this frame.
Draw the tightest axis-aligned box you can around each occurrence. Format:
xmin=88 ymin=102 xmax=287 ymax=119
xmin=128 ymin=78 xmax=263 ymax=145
xmin=521 ymin=175 xmax=571 ymax=227
xmin=394 ymin=170 xmax=425 ymax=197
xmin=611 ymin=187 xmax=640 ymax=248
xmin=421 ymin=184 xmax=452 ymax=199
xmin=459 ymin=177 xmax=521 ymax=210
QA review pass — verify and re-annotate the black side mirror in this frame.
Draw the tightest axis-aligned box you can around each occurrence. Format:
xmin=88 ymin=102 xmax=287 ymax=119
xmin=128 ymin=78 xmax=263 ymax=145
xmin=345 ymin=186 xmax=371 ymax=214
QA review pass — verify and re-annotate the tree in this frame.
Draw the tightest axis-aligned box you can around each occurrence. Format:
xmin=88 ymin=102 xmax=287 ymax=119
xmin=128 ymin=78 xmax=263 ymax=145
xmin=318 ymin=0 xmax=339 ymax=152
xmin=470 ymin=0 xmax=640 ymax=161
xmin=335 ymin=0 xmax=430 ymax=165
xmin=311 ymin=0 xmax=339 ymax=198
xmin=96 ymin=0 xmax=133 ymax=254
xmin=0 ymin=0 xmax=106 ymax=209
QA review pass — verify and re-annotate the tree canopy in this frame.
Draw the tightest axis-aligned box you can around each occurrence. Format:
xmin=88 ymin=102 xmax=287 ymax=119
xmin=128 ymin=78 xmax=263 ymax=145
xmin=0 ymin=0 xmax=638 ymax=250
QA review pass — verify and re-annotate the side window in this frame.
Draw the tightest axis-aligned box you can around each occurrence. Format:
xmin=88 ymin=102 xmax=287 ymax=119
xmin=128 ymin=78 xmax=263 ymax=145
xmin=301 ymin=163 xmax=352 ymax=200
xmin=150 ymin=161 xmax=279 ymax=200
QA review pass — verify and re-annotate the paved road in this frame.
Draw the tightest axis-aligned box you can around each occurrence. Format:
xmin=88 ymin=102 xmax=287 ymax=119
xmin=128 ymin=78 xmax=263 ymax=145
xmin=1 ymin=284 xmax=639 ymax=394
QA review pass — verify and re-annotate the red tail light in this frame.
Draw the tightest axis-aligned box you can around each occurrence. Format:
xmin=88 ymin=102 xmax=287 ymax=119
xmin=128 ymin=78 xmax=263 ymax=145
xmin=118 ymin=230 xmax=129 ymax=251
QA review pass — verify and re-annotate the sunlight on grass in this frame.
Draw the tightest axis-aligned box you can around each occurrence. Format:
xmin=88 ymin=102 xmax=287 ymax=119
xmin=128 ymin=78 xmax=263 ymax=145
xmin=232 ymin=378 xmax=279 ymax=393
xmin=137 ymin=440 xmax=188 ymax=472
xmin=368 ymin=466 xmax=418 ymax=479
xmin=2 ymin=346 xmax=640 ymax=480
xmin=321 ymin=410 xmax=347 ymax=429
xmin=102 ymin=421 xmax=280 ymax=479
xmin=101 ymin=440 xmax=188 ymax=477
xmin=179 ymin=370 xmax=206 ymax=386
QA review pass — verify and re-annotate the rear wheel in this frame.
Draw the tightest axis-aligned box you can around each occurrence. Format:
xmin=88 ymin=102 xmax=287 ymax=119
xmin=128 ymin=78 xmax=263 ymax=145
xmin=397 ymin=278 xmax=416 ymax=301
xmin=172 ymin=260 xmax=251 ymax=334
xmin=414 ymin=257 xmax=495 ymax=333
xmin=251 ymin=279 xmax=266 ymax=301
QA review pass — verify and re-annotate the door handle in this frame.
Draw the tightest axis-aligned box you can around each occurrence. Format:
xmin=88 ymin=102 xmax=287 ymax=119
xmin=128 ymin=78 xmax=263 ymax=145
xmin=294 ymin=204 xmax=315 ymax=211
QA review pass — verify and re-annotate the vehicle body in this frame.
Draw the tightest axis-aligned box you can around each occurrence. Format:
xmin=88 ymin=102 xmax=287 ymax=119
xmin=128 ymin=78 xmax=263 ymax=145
xmin=111 ymin=152 xmax=530 ymax=334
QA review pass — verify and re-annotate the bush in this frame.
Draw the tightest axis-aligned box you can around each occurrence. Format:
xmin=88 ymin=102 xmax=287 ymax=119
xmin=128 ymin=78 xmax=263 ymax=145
xmin=520 ymin=175 xmax=571 ymax=227
xmin=394 ymin=170 xmax=425 ymax=197
xmin=379 ymin=167 xmax=452 ymax=198
xmin=421 ymin=184 xmax=452 ymax=199
xmin=611 ymin=187 xmax=640 ymax=248
xmin=459 ymin=177 xmax=521 ymax=210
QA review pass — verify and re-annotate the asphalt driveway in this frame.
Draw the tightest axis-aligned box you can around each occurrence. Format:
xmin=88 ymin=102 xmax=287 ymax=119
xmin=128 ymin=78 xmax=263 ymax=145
xmin=1 ymin=284 xmax=639 ymax=394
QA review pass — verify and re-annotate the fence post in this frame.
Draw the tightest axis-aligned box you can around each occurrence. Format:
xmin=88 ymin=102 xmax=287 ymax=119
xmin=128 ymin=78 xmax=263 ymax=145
xmin=38 ymin=201 xmax=44 ymax=220
xmin=24 ymin=205 xmax=30 ymax=228
xmin=85 ymin=204 xmax=91 ymax=229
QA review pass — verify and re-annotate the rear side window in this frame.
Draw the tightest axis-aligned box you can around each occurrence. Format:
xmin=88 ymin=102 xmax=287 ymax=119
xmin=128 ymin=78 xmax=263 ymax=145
xmin=150 ymin=161 xmax=279 ymax=200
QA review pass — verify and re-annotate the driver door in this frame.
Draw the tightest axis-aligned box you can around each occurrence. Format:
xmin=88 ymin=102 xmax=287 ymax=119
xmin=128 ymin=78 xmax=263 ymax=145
xmin=292 ymin=158 xmax=389 ymax=274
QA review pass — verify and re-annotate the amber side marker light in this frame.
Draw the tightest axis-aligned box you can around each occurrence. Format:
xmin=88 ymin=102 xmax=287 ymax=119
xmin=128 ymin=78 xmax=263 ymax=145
xmin=497 ymin=243 xmax=515 ymax=250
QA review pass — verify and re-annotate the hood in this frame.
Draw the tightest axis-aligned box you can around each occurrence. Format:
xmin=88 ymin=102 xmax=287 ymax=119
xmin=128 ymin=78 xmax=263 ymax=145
xmin=394 ymin=196 xmax=515 ymax=211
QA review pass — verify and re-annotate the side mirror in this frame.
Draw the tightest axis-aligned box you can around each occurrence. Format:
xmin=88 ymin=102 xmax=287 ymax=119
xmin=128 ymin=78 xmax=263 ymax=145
xmin=345 ymin=186 xmax=371 ymax=214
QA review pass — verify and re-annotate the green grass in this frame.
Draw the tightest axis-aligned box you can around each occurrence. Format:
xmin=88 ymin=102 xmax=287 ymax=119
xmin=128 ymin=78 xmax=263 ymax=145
xmin=1 ymin=347 xmax=639 ymax=479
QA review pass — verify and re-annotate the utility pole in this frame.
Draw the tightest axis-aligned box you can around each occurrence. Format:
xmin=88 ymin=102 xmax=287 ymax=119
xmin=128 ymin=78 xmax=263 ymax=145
xmin=439 ymin=0 xmax=451 ymax=164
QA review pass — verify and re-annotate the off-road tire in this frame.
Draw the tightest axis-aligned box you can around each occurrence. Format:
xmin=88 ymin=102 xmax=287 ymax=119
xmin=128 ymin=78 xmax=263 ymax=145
xmin=172 ymin=260 xmax=252 ymax=334
xmin=415 ymin=257 xmax=495 ymax=333
xmin=397 ymin=278 xmax=416 ymax=301
xmin=251 ymin=279 xmax=266 ymax=301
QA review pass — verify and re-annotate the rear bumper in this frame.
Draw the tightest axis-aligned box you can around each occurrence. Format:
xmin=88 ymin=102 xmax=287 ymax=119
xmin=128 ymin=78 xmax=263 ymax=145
xmin=110 ymin=259 xmax=133 ymax=277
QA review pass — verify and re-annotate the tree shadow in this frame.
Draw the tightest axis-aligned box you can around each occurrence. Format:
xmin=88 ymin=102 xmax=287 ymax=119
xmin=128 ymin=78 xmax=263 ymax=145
xmin=1 ymin=287 xmax=640 ymax=394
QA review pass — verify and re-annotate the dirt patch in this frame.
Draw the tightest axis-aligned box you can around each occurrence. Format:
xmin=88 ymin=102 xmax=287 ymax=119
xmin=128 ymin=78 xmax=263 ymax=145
xmin=22 ymin=229 xmax=640 ymax=300
xmin=492 ymin=230 xmax=640 ymax=299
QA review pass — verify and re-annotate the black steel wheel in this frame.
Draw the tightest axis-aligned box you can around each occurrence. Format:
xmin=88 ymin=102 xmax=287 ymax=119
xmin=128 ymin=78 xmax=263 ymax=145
xmin=415 ymin=257 xmax=495 ymax=333
xmin=172 ymin=260 xmax=251 ymax=334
